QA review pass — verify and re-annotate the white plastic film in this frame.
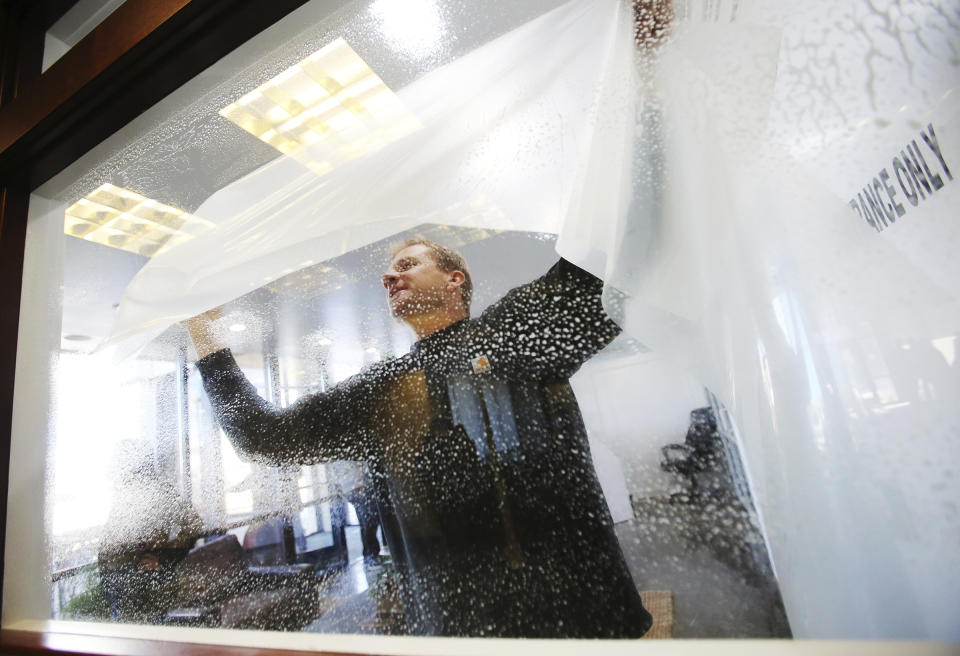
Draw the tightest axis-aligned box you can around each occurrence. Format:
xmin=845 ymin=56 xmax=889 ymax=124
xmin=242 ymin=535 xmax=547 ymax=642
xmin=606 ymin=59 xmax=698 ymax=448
xmin=108 ymin=0 xmax=638 ymax=352
xmin=607 ymin=0 xmax=960 ymax=640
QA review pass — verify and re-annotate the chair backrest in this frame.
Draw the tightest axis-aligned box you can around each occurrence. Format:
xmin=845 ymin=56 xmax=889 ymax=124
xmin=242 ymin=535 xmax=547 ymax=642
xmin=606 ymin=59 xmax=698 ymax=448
xmin=686 ymin=407 xmax=719 ymax=451
xmin=689 ymin=406 xmax=717 ymax=431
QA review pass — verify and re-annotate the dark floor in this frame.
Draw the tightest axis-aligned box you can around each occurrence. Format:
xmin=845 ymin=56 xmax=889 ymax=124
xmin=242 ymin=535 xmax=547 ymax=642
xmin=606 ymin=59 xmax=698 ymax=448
xmin=303 ymin=526 xmax=391 ymax=634
xmin=304 ymin=495 xmax=793 ymax=638
xmin=620 ymin=494 xmax=792 ymax=638
xmin=303 ymin=555 xmax=393 ymax=634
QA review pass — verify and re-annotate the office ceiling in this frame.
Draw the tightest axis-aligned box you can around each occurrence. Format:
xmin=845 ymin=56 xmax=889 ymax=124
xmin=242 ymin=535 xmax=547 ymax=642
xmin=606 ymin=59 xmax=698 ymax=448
xmin=39 ymin=0 xmax=579 ymax=364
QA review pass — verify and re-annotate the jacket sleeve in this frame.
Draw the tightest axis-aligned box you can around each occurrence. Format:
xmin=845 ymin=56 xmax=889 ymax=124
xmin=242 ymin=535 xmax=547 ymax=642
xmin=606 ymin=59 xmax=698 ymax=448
xmin=477 ymin=258 xmax=621 ymax=380
xmin=195 ymin=348 xmax=375 ymax=466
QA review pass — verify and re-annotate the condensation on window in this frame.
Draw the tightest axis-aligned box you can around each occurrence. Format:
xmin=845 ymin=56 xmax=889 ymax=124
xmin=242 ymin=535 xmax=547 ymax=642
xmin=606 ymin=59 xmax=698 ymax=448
xmin=20 ymin=0 xmax=960 ymax=643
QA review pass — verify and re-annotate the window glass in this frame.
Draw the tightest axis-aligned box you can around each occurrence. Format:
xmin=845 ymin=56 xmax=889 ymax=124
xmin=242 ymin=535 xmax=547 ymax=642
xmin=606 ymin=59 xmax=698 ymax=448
xmin=10 ymin=0 xmax=959 ymax=647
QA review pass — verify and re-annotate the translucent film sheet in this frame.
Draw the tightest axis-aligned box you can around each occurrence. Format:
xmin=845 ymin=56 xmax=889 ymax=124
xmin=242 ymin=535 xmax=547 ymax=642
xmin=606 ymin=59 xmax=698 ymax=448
xmin=608 ymin=0 xmax=960 ymax=639
xmin=109 ymin=0 xmax=638 ymax=350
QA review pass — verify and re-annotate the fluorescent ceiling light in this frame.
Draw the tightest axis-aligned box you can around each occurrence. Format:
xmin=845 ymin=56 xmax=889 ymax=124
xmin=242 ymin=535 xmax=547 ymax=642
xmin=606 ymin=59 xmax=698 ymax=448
xmin=64 ymin=184 xmax=214 ymax=258
xmin=219 ymin=38 xmax=420 ymax=176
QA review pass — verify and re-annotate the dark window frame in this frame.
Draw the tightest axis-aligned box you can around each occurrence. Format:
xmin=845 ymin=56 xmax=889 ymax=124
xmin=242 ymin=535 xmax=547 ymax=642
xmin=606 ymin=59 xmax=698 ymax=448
xmin=0 ymin=1 xmax=319 ymax=654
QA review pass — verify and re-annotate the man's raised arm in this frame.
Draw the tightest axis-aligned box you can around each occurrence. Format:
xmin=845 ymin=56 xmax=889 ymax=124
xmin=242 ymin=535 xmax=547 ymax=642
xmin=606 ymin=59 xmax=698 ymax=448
xmin=182 ymin=310 xmax=373 ymax=466
xmin=477 ymin=259 xmax=621 ymax=381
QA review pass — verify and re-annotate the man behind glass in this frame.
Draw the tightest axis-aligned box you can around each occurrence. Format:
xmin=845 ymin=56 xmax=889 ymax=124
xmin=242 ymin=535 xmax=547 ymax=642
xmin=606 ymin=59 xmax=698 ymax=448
xmin=185 ymin=239 xmax=653 ymax=638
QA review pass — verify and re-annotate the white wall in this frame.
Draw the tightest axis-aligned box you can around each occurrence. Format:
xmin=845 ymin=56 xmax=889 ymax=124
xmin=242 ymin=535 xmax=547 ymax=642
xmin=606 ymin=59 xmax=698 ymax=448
xmin=587 ymin=437 xmax=633 ymax=523
xmin=573 ymin=348 xmax=707 ymax=502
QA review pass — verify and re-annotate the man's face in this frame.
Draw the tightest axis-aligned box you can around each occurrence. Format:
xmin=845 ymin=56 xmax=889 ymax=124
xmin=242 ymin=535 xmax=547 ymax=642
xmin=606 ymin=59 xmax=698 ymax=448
xmin=382 ymin=244 xmax=456 ymax=318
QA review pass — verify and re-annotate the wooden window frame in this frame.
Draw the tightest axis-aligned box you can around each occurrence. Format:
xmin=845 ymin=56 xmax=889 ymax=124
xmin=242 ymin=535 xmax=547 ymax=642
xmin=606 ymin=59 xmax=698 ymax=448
xmin=0 ymin=1 xmax=318 ymax=654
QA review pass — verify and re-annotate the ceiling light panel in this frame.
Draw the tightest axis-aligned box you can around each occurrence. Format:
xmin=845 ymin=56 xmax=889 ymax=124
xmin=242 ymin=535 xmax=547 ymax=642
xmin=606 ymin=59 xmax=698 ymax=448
xmin=219 ymin=38 xmax=421 ymax=175
xmin=266 ymin=262 xmax=349 ymax=300
xmin=64 ymin=183 xmax=214 ymax=258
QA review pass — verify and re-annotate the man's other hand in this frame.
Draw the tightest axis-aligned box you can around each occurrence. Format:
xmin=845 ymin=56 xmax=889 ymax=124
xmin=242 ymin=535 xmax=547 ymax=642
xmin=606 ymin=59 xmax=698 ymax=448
xmin=182 ymin=307 xmax=225 ymax=359
xmin=634 ymin=0 xmax=673 ymax=52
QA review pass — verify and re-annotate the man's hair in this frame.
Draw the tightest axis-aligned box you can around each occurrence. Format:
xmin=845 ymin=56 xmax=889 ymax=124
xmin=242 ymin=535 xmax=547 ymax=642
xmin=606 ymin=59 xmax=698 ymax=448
xmin=392 ymin=238 xmax=473 ymax=312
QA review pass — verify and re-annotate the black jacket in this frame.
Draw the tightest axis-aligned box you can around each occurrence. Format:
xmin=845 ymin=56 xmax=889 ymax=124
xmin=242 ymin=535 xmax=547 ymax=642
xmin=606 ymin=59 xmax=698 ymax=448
xmin=197 ymin=259 xmax=652 ymax=637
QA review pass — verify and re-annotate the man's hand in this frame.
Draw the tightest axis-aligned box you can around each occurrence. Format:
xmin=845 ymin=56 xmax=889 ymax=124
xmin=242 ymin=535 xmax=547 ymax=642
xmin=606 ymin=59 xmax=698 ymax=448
xmin=634 ymin=0 xmax=673 ymax=52
xmin=182 ymin=307 xmax=225 ymax=360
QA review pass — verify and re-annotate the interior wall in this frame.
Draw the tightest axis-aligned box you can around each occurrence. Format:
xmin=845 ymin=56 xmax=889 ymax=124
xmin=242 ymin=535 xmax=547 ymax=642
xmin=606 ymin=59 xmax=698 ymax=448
xmin=586 ymin=437 xmax=633 ymax=523
xmin=572 ymin=350 xmax=707 ymax=501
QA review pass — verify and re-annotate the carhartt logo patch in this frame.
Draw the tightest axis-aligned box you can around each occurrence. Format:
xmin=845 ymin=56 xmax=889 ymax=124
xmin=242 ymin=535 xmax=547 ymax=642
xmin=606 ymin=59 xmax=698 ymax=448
xmin=471 ymin=354 xmax=491 ymax=374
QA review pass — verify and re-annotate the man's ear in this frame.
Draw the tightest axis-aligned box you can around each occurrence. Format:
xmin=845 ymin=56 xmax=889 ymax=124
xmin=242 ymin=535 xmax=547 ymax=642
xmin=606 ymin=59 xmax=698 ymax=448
xmin=447 ymin=270 xmax=466 ymax=291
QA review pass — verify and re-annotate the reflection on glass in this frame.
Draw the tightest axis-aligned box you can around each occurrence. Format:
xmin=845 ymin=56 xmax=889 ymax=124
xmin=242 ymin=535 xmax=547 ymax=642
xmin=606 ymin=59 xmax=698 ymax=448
xmin=219 ymin=37 xmax=421 ymax=176
xmin=49 ymin=220 xmax=790 ymax=639
xmin=43 ymin=0 xmax=790 ymax=637
xmin=63 ymin=184 xmax=215 ymax=258
xmin=189 ymin=238 xmax=659 ymax=637
xmin=32 ymin=0 xmax=960 ymax=645
xmin=369 ymin=0 xmax=443 ymax=59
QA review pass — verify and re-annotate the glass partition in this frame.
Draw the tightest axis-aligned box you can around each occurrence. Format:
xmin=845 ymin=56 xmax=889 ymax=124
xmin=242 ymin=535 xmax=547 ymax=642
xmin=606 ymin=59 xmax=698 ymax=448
xmin=6 ymin=0 xmax=959 ymax=648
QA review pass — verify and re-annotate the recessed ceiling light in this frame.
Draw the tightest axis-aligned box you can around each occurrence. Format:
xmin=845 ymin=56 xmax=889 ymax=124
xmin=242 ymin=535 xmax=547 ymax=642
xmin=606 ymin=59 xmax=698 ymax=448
xmin=63 ymin=183 xmax=215 ymax=258
xmin=228 ymin=324 xmax=247 ymax=333
xmin=370 ymin=0 xmax=442 ymax=59
xmin=219 ymin=37 xmax=421 ymax=175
